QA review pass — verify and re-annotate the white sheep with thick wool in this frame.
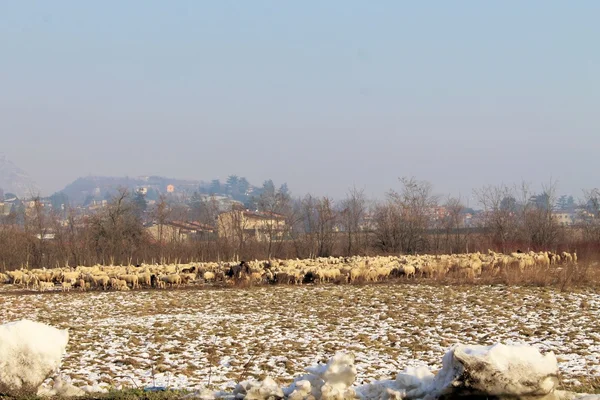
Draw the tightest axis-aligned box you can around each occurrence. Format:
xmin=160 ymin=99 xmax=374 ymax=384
xmin=0 ymin=320 xmax=69 ymax=396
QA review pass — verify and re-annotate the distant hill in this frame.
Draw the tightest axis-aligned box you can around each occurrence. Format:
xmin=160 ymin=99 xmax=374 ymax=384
xmin=58 ymin=174 xmax=280 ymax=207
xmin=0 ymin=154 xmax=40 ymax=199
xmin=59 ymin=175 xmax=202 ymax=205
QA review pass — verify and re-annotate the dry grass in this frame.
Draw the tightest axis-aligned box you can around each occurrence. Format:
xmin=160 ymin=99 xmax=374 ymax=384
xmin=409 ymin=260 xmax=600 ymax=290
xmin=1 ymin=281 xmax=599 ymax=394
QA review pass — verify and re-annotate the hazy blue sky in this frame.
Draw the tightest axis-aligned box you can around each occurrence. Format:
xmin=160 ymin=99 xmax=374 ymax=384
xmin=1 ymin=1 xmax=598 ymax=202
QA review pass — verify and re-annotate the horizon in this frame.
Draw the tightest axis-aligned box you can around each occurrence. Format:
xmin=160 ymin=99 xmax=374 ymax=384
xmin=0 ymin=156 xmax=592 ymax=208
xmin=1 ymin=2 xmax=598 ymax=202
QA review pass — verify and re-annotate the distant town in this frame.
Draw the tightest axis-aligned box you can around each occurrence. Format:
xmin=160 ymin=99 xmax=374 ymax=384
xmin=0 ymin=169 xmax=599 ymax=269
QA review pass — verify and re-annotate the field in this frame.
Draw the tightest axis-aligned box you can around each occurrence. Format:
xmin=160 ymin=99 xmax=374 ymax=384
xmin=1 ymin=282 xmax=600 ymax=395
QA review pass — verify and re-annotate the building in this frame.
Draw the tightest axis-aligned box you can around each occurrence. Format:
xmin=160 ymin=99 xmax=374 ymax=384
xmin=87 ymin=199 xmax=108 ymax=211
xmin=552 ymin=212 xmax=575 ymax=226
xmin=217 ymin=209 xmax=286 ymax=242
xmin=146 ymin=220 xmax=215 ymax=243
xmin=0 ymin=202 xmax=11 ymax=216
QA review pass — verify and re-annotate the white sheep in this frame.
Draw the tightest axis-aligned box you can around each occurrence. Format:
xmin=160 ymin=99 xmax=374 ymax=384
xmin=160 ymin=274 xmax=182 ymax=287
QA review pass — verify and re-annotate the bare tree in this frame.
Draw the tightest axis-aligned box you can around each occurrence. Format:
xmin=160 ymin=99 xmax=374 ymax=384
xmin=295 ymin=195 xmax=338 ymax=258
xmin=150 ymin=195 xmax=172 ymax=262
xmin=372 ymin=199 xmax=403 ymax=253
xmin=520 ymin=181 xmax=562 ymax=249
xmin=257 ymin=185 xmax=292 ymax=259
xmin=339 ymin=186 xmax=367 ymax=256
xmin=580 ymin=188 xmax=600 ymax=243
xmin=439 ymin=196 xmax=468 ymax=254
xmin=388 ymin=177 xmax=438 ymax=254
xmin=88 ymin=188 xmax=145 ymax=265
xmin=23 ymin=196 xmax=54 ymax=269
xmin=474 ymin=184 xmax=520 ymax=252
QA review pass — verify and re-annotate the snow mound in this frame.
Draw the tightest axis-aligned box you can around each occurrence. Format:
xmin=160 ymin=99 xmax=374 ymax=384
xmin=233 ymin=376 xmax=284 ymax=399
xmin=37 ymin=376 xmax=86 ymax=397
xmin=284 ymin=352 xmax=357 ymax=399
xmin=357 ymin=343 xmax=558 ymax=400
xmin=431 ymin=343 xmax=559 ymax=398
xmin=356 ymin=366 xmax=434 ymax=400
xmin=0 ymin=320 xmax=69 ymax=396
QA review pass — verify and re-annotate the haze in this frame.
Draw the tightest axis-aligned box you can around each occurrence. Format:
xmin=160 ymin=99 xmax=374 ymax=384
xmin=1 ymin=1 xmax=598 ymax=201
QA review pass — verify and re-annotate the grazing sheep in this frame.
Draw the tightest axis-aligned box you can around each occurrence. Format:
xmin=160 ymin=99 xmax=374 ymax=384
xmin=250 ymin=272 xmax=264 ymax=284
xmin=61 ymin=271 xmax=80 ymax=284
xmin=203 ymin=271 xmax=216 ymax=282
xmin=117 ymin=274 xmax=139 ymax=289
xmin=561 ymin=252 xmax=573 ymax=264
xmin=38 ymin=281 xmax=55 ymax=292
xmin=401 ymin=265 xmax=416 ymax=279
xmin=92 ymin=275 xmax=110 ymax=290
xmin=61 ymin=282 xmax=72 ymax=292
xmin=180 ymin=273 xmax=197 ymax=284
xmin=160 ymin=274 xmax=182 ymax=287
xmin=181 ymin=266 xmax=196 ymax=274
xmin=137 ymin=273 xmax=152 ymax=287
xmin=109 ymin=278 xmax=129 ymax=291
xmin=76 ymin=279 xmax=86 ymax=291
xmin=7 ymin=271 xmax=24 ymax=285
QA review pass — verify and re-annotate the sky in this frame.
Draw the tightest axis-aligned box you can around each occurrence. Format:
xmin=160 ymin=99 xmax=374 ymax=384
xmin=1 ymin=1 xmax=598 ymax=203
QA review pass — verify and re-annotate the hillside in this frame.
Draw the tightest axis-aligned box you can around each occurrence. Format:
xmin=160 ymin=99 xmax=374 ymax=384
xmin=59 ymin=175 xmax=202 ymax=205
xmin=58 ymin=175 xmax=277 ymax=206
xmin=0 ymin=154 xmax=40 ymax=198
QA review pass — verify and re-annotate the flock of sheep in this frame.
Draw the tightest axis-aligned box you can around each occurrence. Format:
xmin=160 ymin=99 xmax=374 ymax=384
xmin=0 ymin=250 xmax=578 ymax=293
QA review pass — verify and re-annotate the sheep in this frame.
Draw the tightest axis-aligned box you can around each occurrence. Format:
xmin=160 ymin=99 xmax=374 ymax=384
xmin=401 ymin=265 xmax=416 ymax=279
xmin=75 ymin=279 xmax=86 ymax=291
xmin=61 ymin=282 xmax=72 ymax=292
xmin=203 ymin=271 xmax=216 ymax=282
xmin=349 ymin=268 xmax=362 ymax=283
xmin=23 ymin=274 xmax=39 ymax=289
xmin=117 ymin=274 xmax=139 ymax=289
xmin=1 ymin=250 xmax=583 ymax=292
xmin=180 ymin=273 xmax=197 ymax=284
xmin=61 ymin=271 xmax=80 ymax=284
xmin=92 ymin=275 xmax=110 ymax=290
xmin=110 ymin=278 xmax=130 ymax=291
xmin=160 ymin=274 xmax=182 ymax=287
xmin=250 ymin=272 xmax=265 ymax=284
xmin=181 ymin=266 xmax=196 ymax=274
xmin=137 ymin=273 xmax=152 ymax=287
xmin=37 ymin=281 xmax=55 ymax=292
xmin=7 ymin=271 xmax=24 ymax=285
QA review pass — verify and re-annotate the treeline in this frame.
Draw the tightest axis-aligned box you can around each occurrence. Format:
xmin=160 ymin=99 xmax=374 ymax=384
xmin=1 ymin=178 xmax=599 ymax=271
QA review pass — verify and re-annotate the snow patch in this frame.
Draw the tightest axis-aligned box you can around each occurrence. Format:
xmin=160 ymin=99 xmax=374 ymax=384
xmin=284 ymin=352 xmax=358 ymax=399
xmin=233 ymin=376 xmax=284 ymax=399
xmin=356 ymin=343 xmax=558 ymax=400
xmin=0 ymin=319 xmax=69 ymax=396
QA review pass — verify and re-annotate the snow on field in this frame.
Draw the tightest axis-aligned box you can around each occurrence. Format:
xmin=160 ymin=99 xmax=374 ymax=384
xmin=0 ymin=284 xmax=598 ymax=392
